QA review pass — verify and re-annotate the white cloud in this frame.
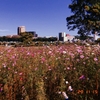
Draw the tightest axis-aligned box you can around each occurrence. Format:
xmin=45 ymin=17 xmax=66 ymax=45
xmin=0 ymin=29 xmax=9 ymax=32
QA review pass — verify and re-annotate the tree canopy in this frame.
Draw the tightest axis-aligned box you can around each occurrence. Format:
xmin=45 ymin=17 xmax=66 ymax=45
xmin=20 ymin=32 xmax=33 ymax=45
xmin=66 ymin=0 xmax=100 ymax=37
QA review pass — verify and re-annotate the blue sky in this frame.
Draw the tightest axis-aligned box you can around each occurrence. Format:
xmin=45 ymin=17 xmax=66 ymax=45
xmin=0 ymin=0 xmax=77 ymax=37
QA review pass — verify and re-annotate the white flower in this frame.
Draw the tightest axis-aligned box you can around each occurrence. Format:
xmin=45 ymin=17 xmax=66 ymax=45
xmin=65 ymin=81 xmax=68 ymax=84
xmin=58 ymin=91 xmax=61 ymax=94
xmin=91 ymin=53 xmax=94 ymax=55
xmin=63 ymin=51 xmax=66 ymax=54
xmin=68 ymin=86 xmax=73 ymax=91
xmin=3 ymin=65 xmax=6 ymax=68
xmin=62 ymin=92 xmax=68 ymax=99
xmin=63 ymin=78 xmax=65 ymax=81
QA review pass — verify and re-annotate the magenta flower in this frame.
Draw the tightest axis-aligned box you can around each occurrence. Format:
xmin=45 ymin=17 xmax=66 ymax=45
xmin=77 ymin=49 xmax=83 ymax=53
xmin=79 ymin=75 xmax=85 ymax=80
xmin=0 ymin=88 xmax=3 ymax=92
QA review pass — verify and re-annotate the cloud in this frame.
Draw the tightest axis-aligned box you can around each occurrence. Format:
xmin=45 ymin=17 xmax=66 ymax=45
xmin=0 ymin=29 xmax=9 ymax=32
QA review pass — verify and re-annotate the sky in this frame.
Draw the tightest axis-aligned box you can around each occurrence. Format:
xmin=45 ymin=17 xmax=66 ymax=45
xmin=0 ymin=0 xmax=77 ymax=37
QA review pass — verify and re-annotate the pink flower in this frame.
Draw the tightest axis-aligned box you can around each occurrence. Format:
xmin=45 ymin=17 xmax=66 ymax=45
xmin=94 ymin=58 xmax=98 ymax=61
xmin=77 ymin=49 xmax=83 ymax=53
xmin=67 ymin=67 xmax=70 ymax=70
xmin=62 ymin=51 xmax=66 ymax=54
xmin=48 ymin=51 xmax=52 ymax=54
xmin=27 ymin=52 xmax=30 ymax=55
xmin=8 ymin=67 xmax=10 ymax=70
xmin=79 ymin=75 xmax=85 ymax=80
xmin=80 ymin=55 xmax=84 ymax=59
xmin=48 ymin=66 xmax=52 ymax=70
xmin=2 ymin=63 xmax=6 ymax=68
xmin=35 ymin=67 xmax=38 ymax=71
xmin=41 ymin=57 xmax=46 ymax=63
xmin=73 ymin=67 xmax=76 ymax=70
xmin=15 ymin=71 xmax=17 ymax=74
xmin=41 ymin=57 xmax=45 ymax=61
xmin=31 ymin=54 xmax=34 ymax=57
xmin=83 ymin=62 xmax=86 ymax=64
xmin=76 ymin=59 xmax=79 ymax=62
xmin=12 ymin=55 xmax=15 ymax=59
xmin=0 ymin=87 xmax=3 ymax=92
xmin=19 ymin=72 xmax=23 ymax=75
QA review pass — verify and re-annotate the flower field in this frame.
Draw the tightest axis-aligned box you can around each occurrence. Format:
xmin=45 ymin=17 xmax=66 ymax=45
xmin=0 ymin=44 xmax=100 ymax=100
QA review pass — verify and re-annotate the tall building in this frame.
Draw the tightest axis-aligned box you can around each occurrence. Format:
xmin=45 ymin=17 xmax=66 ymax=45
xmin=59 ymin=32 xmax=67 ymax=41
xmin=17 ymin=26 xmax=25 ymax=35
xmin=59 ymin=32 xmax=75 ymax=42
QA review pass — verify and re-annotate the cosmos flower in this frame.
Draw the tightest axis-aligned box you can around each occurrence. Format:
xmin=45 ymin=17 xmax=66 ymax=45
xmin=62 ymin=92 xmax=69 ymax=99
xmin=19 ymin=72 xmax=23 ymax=75
xmin=68 ymin=86 xmax=73 ymax=91
xmin=79 ymin=75 xmax=85 ymax=80
xmin=65 ymin=81 xmax=68 ymax=84
xmin=94 ymin=58 xmax=98 ymax=61
xmin=80 ymin=55 xmax=84 ymax=59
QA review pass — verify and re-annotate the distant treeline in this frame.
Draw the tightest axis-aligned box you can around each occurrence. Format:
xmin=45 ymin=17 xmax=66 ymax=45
xmin=0 ymin=36 xmax=58 ymax=42
xmin=33 ymin=37 xmax=57 ymax=42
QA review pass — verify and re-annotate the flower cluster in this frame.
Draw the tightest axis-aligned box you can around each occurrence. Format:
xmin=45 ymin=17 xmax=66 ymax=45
xmin=0 ymin=44 xmax=100 ymax=100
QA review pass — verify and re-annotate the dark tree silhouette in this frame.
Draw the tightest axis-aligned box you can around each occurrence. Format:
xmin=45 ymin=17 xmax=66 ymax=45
xmin=66 ymin=0 xmax=100 ymax=38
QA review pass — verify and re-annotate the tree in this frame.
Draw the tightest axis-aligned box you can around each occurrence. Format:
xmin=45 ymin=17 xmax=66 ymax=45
xmin=66 ymin=0 xmax=100 ymax=38
xmin=20 ymin=32 xmax=33 ymax=46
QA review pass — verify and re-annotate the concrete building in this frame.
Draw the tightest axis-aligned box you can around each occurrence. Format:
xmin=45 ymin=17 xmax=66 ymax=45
xmin=17 ymin=26 xmax=38 ymax=37
xmin=17 ymin=26 xmax=25 ymax=35
xmin=59 ymin=32 xmax=75 ymax=42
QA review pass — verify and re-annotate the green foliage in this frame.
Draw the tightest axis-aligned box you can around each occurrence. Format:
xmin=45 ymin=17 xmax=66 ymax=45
xmin=20 ymin=32 xmax=33 ymax=46
xmin=0 ymin=36 xmax=21 ymax=42
xmin=66 ymin=0 xmax=100 ymax=37
xmin=33 ymin=37 xmax=57 ymax=42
